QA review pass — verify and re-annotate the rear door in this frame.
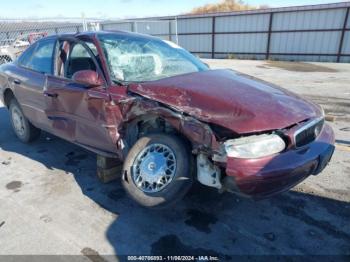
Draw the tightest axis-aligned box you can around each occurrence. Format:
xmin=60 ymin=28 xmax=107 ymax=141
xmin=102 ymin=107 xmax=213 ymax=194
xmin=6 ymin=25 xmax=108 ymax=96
xmin=10 ymin=38 xmax=56 ymax=131
xmin=44 ymin=38 xmax=118 ymax=154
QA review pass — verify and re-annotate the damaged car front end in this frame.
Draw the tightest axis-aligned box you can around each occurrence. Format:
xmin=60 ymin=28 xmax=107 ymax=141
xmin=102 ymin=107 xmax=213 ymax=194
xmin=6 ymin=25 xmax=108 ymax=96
xmin=123 ymin=64 xmax=335 ymax=202
xmin=217 ymin=117 xmax=335 ymax=199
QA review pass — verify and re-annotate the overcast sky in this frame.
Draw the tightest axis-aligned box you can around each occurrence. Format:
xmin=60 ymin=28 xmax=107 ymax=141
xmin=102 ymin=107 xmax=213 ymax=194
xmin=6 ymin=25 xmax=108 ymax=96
xmin=0 ymin=0 xmax=348 ymax=18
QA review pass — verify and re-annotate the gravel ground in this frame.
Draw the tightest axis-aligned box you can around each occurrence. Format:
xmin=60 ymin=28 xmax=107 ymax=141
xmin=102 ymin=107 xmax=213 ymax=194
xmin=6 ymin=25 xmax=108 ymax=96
xmin=0 ymin=59 xmax=349 ymax=259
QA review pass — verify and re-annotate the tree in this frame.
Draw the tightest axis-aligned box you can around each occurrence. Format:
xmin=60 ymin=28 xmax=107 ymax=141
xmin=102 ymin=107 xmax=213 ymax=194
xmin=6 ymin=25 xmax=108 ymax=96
xmin=188 ymin=0 xmax=268 ymax=15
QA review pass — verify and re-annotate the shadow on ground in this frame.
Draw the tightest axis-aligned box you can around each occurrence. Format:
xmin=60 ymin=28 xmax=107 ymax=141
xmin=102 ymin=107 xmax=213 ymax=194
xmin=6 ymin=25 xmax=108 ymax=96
xmin=1 ymin=106 xmax=350 ymax=258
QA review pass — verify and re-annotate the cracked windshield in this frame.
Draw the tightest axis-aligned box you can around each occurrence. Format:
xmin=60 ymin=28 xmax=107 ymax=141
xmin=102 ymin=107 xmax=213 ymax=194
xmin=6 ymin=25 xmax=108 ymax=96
xmin=98 ymin=34 xmax=208 ymax=83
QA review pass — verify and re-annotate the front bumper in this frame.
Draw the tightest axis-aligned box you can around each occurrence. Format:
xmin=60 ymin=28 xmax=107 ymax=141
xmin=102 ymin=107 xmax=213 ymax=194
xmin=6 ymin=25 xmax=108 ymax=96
xmin=223 ymin=123 xmax=335 ymax=199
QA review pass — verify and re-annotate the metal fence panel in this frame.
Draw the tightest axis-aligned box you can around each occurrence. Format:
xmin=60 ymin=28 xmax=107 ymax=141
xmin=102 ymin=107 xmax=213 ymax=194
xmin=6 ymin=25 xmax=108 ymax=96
xmin=101 ymin=22 xmax=133 ymax=31
xmin=178 ymin=34 xmax=211 ymax=52
xmin=172 ymin=2 xmax=350 ymax=62
xmin=193 ymin=52 xmax=212 ymax=59
xmin=170 ymin=35 xmax=177 ymax=42
xmin=215 ymin=14 xmax=270 ymax=32
xmin=340 ymin=56 xmax=350 ymax=62
xmin=154 ymin=35 xmax=171 ymax=41
xmin=135 ymin=21 xmax=170 ymax=35
xmin=215 ymin=33 xmax=268 ymax=53
xmin=342 ymin=31 xmax=350 ymax=54
xmin=272 ymin=9 xmax=346 ymax=30
xmin=170 ymin=20 xmax=177 ymax=35
xmin=178 ymin=18 xmax=212 ymax=33
xmin=100 ymin=20 xmax=175 ymax=37
xmin=270 ymin=31 xmax=340 ymax=54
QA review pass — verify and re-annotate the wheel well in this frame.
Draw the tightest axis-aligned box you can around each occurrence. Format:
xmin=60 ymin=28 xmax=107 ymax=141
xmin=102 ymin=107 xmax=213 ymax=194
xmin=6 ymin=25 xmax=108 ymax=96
xmin=3 ymin=88 xmax=15 ymax=108
xmin=125 ymin=115 xmax=193 ymax=150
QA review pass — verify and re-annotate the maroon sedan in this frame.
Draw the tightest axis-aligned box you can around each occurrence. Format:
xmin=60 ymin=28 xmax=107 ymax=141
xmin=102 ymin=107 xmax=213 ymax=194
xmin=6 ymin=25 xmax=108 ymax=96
xmin=0 ymin=31 xmax=335 ymax=208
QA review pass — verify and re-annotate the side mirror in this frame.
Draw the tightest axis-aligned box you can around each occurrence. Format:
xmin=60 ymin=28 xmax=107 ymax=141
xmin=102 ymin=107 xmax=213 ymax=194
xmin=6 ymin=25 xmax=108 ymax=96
xmin=72 ymin=70 xmax=104 ymax=87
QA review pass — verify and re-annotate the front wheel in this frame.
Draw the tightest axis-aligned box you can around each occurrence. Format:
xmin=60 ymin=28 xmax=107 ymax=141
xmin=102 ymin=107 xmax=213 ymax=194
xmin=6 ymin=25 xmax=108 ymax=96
xmin=122 ymin=134 xmax=193 ymax=209
xmin=9 ymin=99 xmax=41 ymax=143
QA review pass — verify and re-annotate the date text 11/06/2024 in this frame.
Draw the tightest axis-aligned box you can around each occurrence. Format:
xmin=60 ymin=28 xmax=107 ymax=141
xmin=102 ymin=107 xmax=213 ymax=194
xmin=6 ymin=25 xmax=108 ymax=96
xmin=127 ymin=256 xmax=220 ymax=261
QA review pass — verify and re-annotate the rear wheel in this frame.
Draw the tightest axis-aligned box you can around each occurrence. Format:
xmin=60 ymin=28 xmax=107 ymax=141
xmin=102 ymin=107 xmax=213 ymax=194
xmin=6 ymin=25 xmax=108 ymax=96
xmin=122 ymin=134 xmax=193 ymax=209
xmin=9 ymin=99 xmax=41 ymax=143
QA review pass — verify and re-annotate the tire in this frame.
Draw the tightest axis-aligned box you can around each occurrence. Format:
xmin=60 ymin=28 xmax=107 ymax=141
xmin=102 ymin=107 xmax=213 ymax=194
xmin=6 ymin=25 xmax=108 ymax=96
xmin=9 ymin=99 xmax=41 ymax=143
xmin=122 ymin=133 xmax=193 ymax=209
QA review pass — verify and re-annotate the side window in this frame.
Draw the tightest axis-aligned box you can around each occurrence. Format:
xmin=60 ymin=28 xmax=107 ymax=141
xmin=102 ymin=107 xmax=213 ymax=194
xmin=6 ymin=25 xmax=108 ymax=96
xmin=26 ymin=40 xmax=55 ymax=74
xmin=65 ymin=43 xmax=97 ymax=79
xmin=17 ymin=43 xmax=37 ymax=67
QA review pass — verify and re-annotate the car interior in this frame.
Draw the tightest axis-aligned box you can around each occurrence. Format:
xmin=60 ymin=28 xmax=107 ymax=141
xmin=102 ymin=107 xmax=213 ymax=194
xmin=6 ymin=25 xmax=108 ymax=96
xmin=66 ymin=56 xmax=97 ymax=79
xmin=57 ymin=41 xmax=98 ymax=79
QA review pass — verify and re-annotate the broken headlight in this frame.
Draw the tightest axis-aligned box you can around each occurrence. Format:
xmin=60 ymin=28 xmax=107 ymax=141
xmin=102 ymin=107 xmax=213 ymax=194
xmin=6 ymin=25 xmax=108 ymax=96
xmin=224 ymin=134 xmax=286 ymax=159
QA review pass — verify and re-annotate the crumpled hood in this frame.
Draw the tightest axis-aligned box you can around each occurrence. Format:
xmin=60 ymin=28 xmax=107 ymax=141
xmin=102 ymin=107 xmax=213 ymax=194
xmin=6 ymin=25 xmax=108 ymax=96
xmin=128 ymin=69 xmax=322 ymax=134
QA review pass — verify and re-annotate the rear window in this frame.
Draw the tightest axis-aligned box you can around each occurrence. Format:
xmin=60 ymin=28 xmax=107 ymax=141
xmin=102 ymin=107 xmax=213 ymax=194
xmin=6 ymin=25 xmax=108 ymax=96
xmin=18 ymin=39 xmax=55 ymax=74
xmin=17 ymin=43 xmax=37 ymax=66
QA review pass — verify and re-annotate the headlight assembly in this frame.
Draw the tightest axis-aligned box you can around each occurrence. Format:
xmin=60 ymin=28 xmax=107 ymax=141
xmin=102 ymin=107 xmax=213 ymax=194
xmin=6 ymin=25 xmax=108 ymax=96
xmin=224 ymin=134 xmax=286 ymax=159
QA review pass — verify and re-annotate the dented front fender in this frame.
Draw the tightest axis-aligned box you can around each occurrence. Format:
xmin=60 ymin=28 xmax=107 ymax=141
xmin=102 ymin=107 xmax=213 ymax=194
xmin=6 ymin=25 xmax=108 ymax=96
xmin=106 ymin=87 xmax=220 ymax=156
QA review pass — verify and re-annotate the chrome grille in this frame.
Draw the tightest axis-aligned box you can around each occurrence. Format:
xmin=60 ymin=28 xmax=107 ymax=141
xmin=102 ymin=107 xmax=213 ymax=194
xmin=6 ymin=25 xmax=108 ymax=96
xmin=294 ymin=118 xmax=324 ymax=148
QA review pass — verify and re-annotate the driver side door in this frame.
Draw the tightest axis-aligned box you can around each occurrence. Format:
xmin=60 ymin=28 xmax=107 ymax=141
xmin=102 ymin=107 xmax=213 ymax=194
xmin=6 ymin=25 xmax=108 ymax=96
xmin=44 ymin=38 xmax=118 ymax=154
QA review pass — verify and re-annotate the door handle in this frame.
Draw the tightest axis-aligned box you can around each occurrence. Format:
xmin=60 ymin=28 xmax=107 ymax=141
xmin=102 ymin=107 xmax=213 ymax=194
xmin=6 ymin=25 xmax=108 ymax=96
xmin=44 ymin=92 xmax=58 ymax=98
xmin=13 ymin=79 xmax=21 ymax=85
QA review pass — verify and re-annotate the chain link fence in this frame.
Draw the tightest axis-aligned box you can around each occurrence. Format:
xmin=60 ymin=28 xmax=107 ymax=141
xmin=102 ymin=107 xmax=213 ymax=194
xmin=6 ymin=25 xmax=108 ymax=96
xmin=0 ymin=18 xmax=177 ymax=65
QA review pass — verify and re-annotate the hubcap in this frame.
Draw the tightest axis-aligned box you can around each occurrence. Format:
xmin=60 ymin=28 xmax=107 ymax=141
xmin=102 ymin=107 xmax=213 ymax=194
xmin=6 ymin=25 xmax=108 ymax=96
xmin=12 ymin=107 xmax=25 ymax=137
xmin=132 ymin=143 xmax=176 ymax=193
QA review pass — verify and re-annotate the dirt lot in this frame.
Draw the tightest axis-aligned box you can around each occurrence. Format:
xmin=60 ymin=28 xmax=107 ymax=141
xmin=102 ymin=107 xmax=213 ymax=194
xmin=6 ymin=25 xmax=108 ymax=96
xmin=0 ymin=60 xmax=349 ymax=259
